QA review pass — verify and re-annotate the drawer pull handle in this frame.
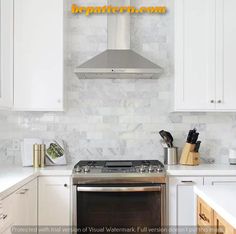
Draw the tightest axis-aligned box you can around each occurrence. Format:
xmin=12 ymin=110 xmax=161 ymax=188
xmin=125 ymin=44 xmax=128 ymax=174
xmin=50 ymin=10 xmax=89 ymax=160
xmin=64 ymin=184 xmax=68 ymax=187
xmin=17 ymin=189 xmax=29 ymax=195
xmin=199 ymin=213 xmax=210 ymax=223
xmin=181 ymin=181 xmax=194 ymax=185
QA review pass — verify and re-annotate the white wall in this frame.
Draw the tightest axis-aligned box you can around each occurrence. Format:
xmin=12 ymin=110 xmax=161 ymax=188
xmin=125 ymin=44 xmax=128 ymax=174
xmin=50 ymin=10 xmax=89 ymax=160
xmin=0 ymin=0 xmax=235 ymax=165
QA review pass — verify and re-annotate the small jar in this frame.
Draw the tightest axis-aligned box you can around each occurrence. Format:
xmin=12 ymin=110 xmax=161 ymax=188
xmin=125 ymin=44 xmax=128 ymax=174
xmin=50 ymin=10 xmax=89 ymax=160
xmin=40 ymin=144 xmax=46 ymax=168
xmin=33 ymin=144 xmax=40 ymax=168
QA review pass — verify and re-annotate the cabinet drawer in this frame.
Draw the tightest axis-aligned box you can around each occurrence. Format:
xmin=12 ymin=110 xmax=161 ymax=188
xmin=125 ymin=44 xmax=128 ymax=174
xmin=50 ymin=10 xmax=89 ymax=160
xmin=197 ymin=197 xmax=213 ymax=226
xmin=213 ymin=211 xmax=234 ymax=234
xmin=0 ymin=194 xmax=15 ymax=232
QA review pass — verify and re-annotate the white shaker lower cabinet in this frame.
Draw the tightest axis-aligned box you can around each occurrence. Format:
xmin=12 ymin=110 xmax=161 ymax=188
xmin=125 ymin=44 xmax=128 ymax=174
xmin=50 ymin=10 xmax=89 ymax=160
xmin=38 ymin=176 xmax=71 ymax=226
xmin=14 ymin=0 xmax=64 ymax=111
xmin=204 ymin=176 xmax=236 ymax=186
xmin=0 ymin=179 xmax=37 ymax=233
xmin=168 ymin=177 xmax=204 ymax=228
xmin=0 ymin=192 xmax=15 ymax=234
xmin=0 ymin=0 xmax=13 ymax=109
xmin=14 ymin=179 xmax=37 ymax=227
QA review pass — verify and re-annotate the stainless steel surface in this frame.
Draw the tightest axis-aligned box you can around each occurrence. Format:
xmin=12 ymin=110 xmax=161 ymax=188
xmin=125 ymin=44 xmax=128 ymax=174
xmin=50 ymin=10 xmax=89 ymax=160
xmin=74 ymin=0 xmax=163 ymax=78
xmin=73 ymin=174 xmax=166 ymax=185
xmin=108 ymin=0 xmax=130 ymax=49
xmin=164 ymin=147 xmax=178 ymax=165
xmin=74 ymin=50 xmax=163 ymax=77
xmin=72 ymin=160 xmax=166 ymax=184
xmin=72 ymin=185 xmax=77 ymax=234
xmin=72 ymin=160 xmax=166 ymax=233
xmin=160 ymin=184 xmax=166 ymax=226
xmin=77 ymin=185 xmax=162 ymax=193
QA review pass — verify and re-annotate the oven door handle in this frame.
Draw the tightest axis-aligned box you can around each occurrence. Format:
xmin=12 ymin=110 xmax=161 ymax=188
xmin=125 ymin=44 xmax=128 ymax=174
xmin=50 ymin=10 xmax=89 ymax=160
xmin=77 ymin=186 xmax=162 ymax=192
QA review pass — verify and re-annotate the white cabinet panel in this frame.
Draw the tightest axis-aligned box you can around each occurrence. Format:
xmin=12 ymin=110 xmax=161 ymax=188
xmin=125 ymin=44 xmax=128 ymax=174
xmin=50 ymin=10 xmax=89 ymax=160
xmin=0 ymin=191 xmax=16 ymax=233
xmin=175 ymin=0 xmax=236 ymax=111
xmin=14 ymin=0 xmax=64 ymax=111
xmin=169 ymin=176 xmax=204 ymax=227
xmin=14 ymin=179 xmax=37 ymax=226
xmin=215 ymin=0 xmax=236 ymax=110
xmin=204 ymin=177 xmax=236 ymax=186
xmin=0 ymin=0 xmax=13 ymax=108
xmin=38 ymin=176 xmax=71 ymax=226
xmin=175 ymin=0 xmax=215 ymax=111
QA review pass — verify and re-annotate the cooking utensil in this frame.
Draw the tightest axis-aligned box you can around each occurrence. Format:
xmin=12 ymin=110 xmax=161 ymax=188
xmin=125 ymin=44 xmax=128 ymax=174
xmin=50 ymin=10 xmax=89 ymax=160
xmin=160 ymin=139 xmax=168 ymax=148
xmin=159 ymin=130 xmax=173 ymax=147
xmin=165 ymin=131 xmax=174 ymax=147
xmin=190 ymin=132 xmax=199 ymax=144
xmin=194 ymin=141 xmax=201 ymax=152
xmin=186 ymin=128 xmax=196 ymax=143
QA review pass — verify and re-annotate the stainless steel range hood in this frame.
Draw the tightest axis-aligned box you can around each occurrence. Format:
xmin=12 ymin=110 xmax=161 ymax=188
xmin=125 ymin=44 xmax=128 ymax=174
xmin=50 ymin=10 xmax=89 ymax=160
xmin=74 ymin=0 xmax=163 ymax=79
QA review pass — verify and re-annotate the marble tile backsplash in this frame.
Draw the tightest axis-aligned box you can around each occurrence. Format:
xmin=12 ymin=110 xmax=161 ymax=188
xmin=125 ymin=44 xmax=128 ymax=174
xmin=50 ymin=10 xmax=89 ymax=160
xmin=0 ymin=0 xmax=236 ymax=165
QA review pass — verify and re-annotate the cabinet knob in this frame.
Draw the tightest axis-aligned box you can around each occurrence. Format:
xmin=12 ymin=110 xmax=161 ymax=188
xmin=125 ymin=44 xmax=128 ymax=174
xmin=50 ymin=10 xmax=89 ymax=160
xmin=64 ymin=184 xmax=68 ymax=187
xmin=210 ymin=100 xmax=215 ymax=103
xmin=217 ymin=100 xmax=222 ymax=103
xmin=3 ymin=214 xmax=7 ymax=220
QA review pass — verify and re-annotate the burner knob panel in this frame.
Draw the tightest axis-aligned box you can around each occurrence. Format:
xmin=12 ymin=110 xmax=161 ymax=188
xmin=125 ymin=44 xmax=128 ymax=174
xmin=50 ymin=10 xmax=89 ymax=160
xmin=139 ymin=165 xmax=146 ymax=173
xmin=157 ymin=166 xmax=163 ymax=173
xmin=84 ymin=166 xmax=90 ymax=173
xmin=148 ymin=166 xmax=155 ymax=173
xmin=75 ymin=167 xmax=82 ymax=173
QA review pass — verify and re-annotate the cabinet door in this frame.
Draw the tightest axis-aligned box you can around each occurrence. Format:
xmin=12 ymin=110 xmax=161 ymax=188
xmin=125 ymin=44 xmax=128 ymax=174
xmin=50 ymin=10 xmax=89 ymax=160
xmin=14 ymin=179 xmax=37 ymax=226
xmin=0 ymin=192 xmax=16 ymax=233
xmin=175 ymin=0 xmax=216 ymax=111
xmin=197 ymin=196 xmax=214 ymax=232
xmin=38 ymin=176 xmax=71 ymax=226
xmin=214 ymin=211 xmax=235 ymax=234
xmin=215 ymin=0 xmax=236 ymax=111
xmin=204 ymin=177 xmax=236 ymax=186
xmin=0 ymin=0 xmax=13 ymax=108
xmin=14 ymin=0 xmax=64 ymax=111
xmin=169 ymin=177 xmax=204 ymax=227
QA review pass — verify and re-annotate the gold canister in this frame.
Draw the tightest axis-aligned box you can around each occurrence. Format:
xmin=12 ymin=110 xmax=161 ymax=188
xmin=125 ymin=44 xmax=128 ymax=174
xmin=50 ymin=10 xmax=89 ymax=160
xmin=40 ymin=144 xmax=46 ymax=168
xmin=33 ymin=144 xmax=40 ymax=168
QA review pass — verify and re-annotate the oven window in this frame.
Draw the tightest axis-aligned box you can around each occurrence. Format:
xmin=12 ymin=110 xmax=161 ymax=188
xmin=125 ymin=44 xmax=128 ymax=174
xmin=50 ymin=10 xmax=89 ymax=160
xmin=77 ymin=186 xmax=163 ymax=234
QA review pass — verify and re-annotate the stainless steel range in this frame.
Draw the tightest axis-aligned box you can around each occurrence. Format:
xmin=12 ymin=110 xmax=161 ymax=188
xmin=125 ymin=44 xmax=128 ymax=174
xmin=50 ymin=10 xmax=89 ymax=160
xmin=72 ymin=160 xmax=166 ymax=234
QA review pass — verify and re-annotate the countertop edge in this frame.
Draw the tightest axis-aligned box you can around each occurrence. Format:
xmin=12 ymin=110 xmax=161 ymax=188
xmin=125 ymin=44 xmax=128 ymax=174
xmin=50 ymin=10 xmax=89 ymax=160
xmin=194 ymin=186 xmax=236 ymax=229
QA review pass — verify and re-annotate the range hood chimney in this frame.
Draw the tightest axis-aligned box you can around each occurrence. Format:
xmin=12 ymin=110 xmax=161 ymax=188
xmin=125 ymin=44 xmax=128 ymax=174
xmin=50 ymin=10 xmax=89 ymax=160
xmin=74 ymin=0 xmax=163 ymax=79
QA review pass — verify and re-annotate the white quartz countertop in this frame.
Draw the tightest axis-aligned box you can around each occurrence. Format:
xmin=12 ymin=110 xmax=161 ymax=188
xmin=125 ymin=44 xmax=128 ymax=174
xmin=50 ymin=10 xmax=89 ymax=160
xmin=1 ymin=163 xmax=236 ymax=199
xmin=194 ymin=185 xmax=236 ymax=229
xmin=166 ymin=164 xmax=236 ymax=176
xmin=0 ymin=165 xmax=73 ymax=199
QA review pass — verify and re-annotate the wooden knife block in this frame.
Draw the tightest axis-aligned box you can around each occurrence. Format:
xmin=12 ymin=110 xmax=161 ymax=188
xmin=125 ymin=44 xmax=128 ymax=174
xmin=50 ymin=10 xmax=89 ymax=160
xmin=179 ymin=143 xmax=199 ymax=166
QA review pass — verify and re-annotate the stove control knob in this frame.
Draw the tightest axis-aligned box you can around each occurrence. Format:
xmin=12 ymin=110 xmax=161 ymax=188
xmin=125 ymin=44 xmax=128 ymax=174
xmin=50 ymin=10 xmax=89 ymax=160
xmin=84 ymin=166 xmax=90 ymax=173
xmin=140 ymin=165 xmax=146 ymax=173
xmin=148 ymin=166 xmax=155 ymax=173
xmin=157 ymin=166 xmax=163 ymax=173
xmin=75 ymin=167 xmax=82 ymax=173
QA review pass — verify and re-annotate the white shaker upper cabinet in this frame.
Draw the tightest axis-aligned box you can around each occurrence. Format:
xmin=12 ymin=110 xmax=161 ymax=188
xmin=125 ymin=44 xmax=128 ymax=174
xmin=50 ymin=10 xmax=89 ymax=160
xmin=175 ymin=0 xmax=236 ymax=112
xmin=14 ymin=0 xmax=64 ymax=111
xmin=215 ymin=0 xmax=236 ymax=111
xmin=175 ymin=0 xmax=216 ymax=111
xmin=0 ymin=0 xmax=13 ymax=109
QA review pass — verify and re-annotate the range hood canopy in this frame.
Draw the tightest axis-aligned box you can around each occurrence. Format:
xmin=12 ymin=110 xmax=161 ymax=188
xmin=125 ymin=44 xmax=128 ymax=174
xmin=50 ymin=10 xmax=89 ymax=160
xmin=74 ymin=0 xmax=163 ymax=79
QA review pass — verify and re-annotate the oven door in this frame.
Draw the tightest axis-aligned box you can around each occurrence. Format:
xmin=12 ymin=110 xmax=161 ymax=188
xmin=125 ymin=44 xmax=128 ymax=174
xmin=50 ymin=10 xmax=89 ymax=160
xmin=74 ymin=184 xmax=165 ymax=234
